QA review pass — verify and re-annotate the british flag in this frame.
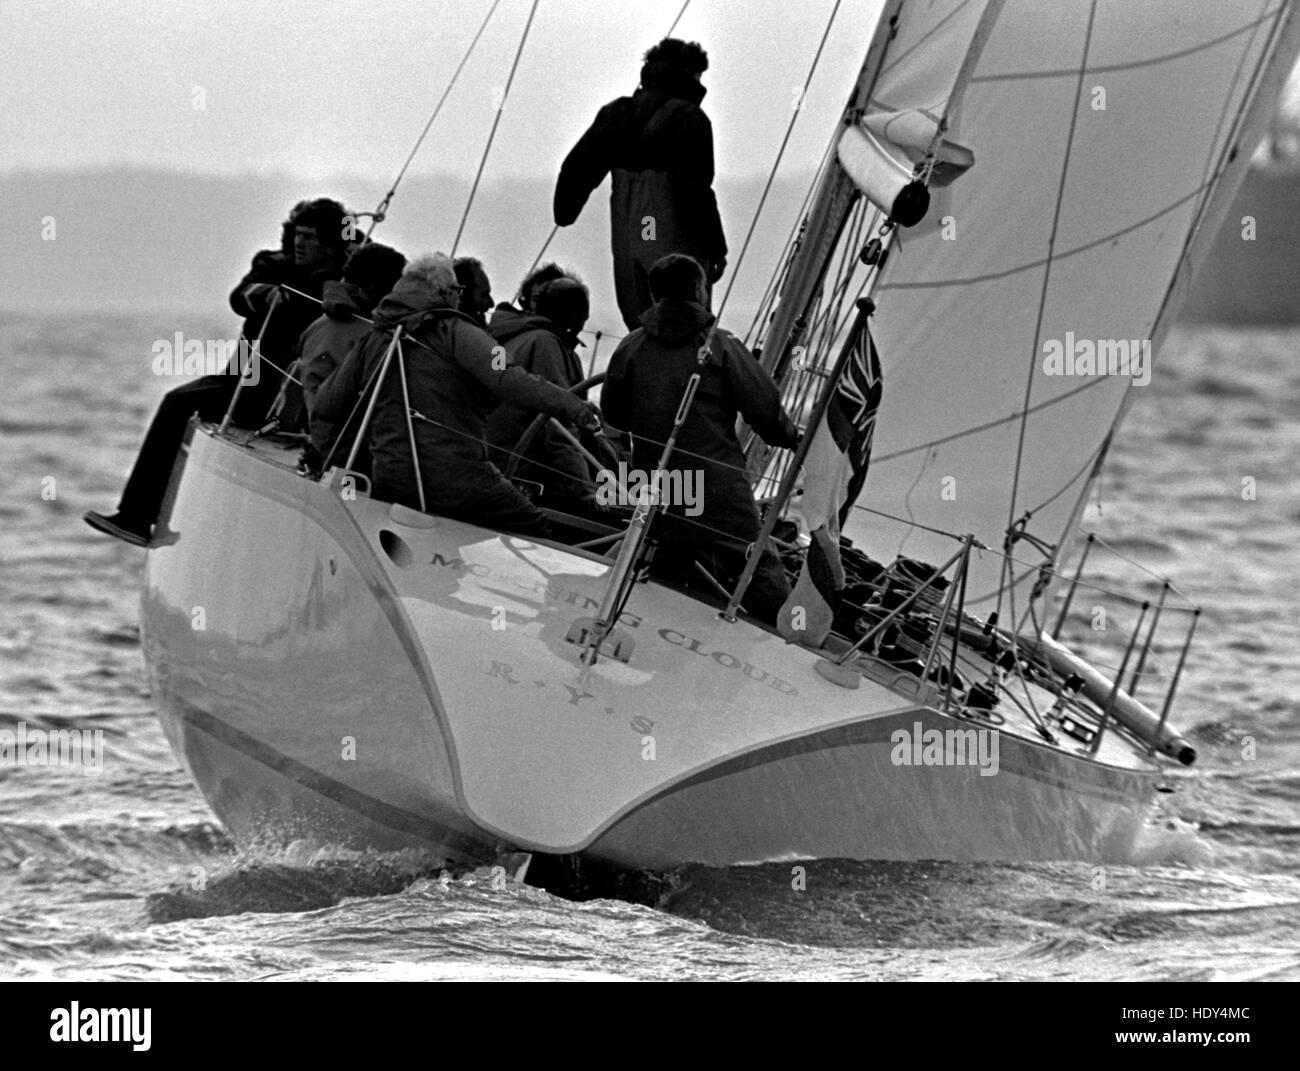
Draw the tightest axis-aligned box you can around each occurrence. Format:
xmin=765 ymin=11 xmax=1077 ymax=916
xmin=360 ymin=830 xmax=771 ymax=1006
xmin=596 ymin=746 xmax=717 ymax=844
xmin=824 ymin=322 xmax=884 ymax=521
xmin=778 ymin=320 xmax=884 ymax=644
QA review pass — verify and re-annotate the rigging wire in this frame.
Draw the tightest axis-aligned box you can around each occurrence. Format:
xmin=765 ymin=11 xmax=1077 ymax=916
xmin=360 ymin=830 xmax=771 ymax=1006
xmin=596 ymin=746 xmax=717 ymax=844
xmin=715 ymin=0 xmax=842 ymax=321
xmin=743 ymin=136 xmax=837 ymax=348
xmin=364 ymin=0 xmax=503 ymax=240
xmin=665 ymin=0 xmax=691 ymax=36
xmin=452 ymin=0 xmax=541 ymax=257
xmin=1087 ymin=534 xmax=1196 ymax=604
xmin=1001 ymin=0 xmax=1099 ymax=609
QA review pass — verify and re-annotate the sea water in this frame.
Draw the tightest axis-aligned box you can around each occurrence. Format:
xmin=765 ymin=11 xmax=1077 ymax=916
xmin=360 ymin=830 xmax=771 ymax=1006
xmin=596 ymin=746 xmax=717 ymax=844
xmin=0 ymin=310 xmax=1297 ymax=981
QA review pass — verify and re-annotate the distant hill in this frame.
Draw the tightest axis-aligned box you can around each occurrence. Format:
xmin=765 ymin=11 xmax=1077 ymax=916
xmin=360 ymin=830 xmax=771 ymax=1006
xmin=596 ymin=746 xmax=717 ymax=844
xmin=0 ymin=167 xmax=793 ymax=337
xmin=3 ymin=165 xmax=1297 ymax=327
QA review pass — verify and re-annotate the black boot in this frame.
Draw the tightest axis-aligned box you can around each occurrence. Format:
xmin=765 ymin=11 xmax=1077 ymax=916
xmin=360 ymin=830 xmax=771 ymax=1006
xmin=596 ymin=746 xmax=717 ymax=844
xmin=83 ymin=510 xmax=152 ymax=548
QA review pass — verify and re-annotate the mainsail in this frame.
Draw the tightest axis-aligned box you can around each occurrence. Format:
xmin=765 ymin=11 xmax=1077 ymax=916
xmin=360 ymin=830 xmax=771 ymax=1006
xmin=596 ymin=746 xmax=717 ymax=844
xmin=770 ymin=0 xmax=1300 ymax=611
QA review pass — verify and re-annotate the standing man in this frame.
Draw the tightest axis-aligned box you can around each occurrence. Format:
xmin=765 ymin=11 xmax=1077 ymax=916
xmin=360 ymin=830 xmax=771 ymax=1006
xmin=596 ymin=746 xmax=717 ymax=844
xmin=553 ymin=38 xmax=727 ymax=332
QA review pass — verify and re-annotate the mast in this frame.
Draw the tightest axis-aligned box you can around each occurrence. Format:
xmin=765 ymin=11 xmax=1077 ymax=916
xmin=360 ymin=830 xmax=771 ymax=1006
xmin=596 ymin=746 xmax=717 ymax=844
xmin=727 ymin=0 xmax=1006 ymax=615
xmin=753 ymin=0 xmax=905 ymax=386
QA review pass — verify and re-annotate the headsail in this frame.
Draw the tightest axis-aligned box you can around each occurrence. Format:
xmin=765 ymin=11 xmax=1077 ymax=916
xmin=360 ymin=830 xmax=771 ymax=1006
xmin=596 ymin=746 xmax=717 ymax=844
xmin=776 ymin=0 xmax=1300 ymax=608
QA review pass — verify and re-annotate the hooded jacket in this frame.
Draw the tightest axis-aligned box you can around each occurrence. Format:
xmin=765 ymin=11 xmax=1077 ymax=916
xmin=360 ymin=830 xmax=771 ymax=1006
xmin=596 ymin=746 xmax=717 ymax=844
xmin=315 ymin=276 xmax=592 ymax=511
xmin=483 ymin=305 xmax=590 ymax=500
xmin=292 ymin=280 xmax=378 ymax=452
xmin=601 ymin=299 xmax=798 ymax=543
xmin=554 ymin=67 xmax=726 ymax=328
xmin=554 ymin=67 xmax=726 ymax=259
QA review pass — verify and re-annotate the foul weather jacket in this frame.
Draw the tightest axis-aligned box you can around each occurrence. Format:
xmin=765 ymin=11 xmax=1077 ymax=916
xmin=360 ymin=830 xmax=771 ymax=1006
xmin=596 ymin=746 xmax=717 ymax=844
xmin=315 ymin=278 xmax=592 ymax=519
xmin=227 ymin=250 xmax=344 ymax=427
xmin=484 ymin=306 xmax=592 ymax=502
xmin=294 ymin=280 xmax=377 ymax=455
xmin=601 ymin=298 xmax=798 ymax=545
xmin=553 ymin=67 xmax=727 ymax=330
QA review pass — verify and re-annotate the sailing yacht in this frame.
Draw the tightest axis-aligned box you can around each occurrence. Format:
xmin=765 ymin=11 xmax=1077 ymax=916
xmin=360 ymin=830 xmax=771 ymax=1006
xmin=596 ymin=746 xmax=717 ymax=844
xmin=139 ymin=0 xmax=1300 ymax=874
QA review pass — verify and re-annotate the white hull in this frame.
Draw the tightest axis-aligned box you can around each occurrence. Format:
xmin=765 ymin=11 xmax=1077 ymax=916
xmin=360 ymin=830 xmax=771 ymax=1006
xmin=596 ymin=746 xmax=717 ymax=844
xmin=140 ymin=426 xmax=1160 ymax=871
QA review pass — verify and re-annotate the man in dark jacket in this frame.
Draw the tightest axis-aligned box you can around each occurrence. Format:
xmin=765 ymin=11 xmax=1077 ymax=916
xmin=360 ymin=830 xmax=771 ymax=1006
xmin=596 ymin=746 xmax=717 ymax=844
xmin=484 ymin=275 xmax=593 ymax=507
xmin=83 ymin=197 xmax=350 ymax=546
xmin=601 ymin=254 xmax=798 ymax=622
xmin=227 ymin=197 xmax=351 ymax=426
xmin=280 ymin=242 xmax=407 ymax=473
xmin=553 ymin=38 xmax=727 ymax=331
xmin=315 ymin=254 xmax=600 ymax=537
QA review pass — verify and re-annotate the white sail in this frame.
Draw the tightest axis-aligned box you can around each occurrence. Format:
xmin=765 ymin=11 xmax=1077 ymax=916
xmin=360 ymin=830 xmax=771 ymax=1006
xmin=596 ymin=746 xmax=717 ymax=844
xmin=834 ymin=0 xmax=1300 ymax=604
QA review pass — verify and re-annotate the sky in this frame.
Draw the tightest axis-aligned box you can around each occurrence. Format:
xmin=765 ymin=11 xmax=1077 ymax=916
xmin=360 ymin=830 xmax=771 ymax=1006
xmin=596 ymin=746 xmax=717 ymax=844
xmin=4 ymin=0 xmax=1299 ymax=330
xmin=1 ymin=0 xmax=884 ymax=181
xmin=0 ymin=0 xmax=895 ymax=328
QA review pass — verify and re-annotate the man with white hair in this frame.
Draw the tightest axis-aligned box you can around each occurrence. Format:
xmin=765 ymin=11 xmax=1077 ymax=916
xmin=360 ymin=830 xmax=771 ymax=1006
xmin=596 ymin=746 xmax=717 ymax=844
xmin=315 ymin=253 xmax=601 ymax=536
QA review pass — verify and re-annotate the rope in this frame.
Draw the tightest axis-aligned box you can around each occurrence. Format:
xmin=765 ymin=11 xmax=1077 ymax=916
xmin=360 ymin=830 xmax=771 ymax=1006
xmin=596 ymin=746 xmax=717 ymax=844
xmin=452 ymin=0 xmax=540 ymax=256
xmin=364 ymin=0 xmax=503 ymax=240
xmin=715 ymin=0 xmax=842 ymax=321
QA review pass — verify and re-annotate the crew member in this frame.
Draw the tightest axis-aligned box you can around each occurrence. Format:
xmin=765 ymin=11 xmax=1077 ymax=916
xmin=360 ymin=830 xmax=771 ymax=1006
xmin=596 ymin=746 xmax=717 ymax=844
xmin=553 ymin=38 xmax=727 ymax=331
xmin=601 ymin=254 xmax=798 ymax=622
xmin=83 ymin=197 xmax=350 ymax=546
xmin=485 ymin=273 xmax=594 ymax=508
xmin=317 ymin=253 xmax=601 ymax=536
xmin=452 ymin=256 xmax=494 ymax=329
xmin=292 ymin=242 xmax=407 ymax=474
